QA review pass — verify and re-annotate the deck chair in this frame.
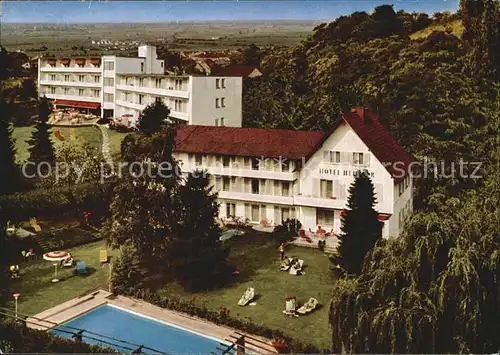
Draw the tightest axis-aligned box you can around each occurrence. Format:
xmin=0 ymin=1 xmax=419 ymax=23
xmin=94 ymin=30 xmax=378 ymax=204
xmin=283 ymin=297 xmax=298 ymax=317
xmin=29 ymin=217 xmax=42 ymax=232
xmin=238 ymin=287 xmax=255 ymax=306
xmin=297 ymin=298 xmax=319 ymax=315
xmin=62 ymin=255 xmax=74 ymax=268
xmin=75 ymin=261 xmax=88 ymax=275
xmin=289 ymin=259 xmax=304 ymax=275
xmin=99 ymin=249 xmax=108 ymax=264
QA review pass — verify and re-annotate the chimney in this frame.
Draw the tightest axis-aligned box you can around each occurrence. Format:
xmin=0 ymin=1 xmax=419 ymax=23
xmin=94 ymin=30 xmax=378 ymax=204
xmin=351 ymin=107 xmax=370 ymax=122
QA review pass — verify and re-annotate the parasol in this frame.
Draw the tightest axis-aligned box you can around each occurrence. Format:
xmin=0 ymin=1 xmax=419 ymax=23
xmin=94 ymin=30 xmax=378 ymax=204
xmin=43 ymin=251 xmax=70 ymax=282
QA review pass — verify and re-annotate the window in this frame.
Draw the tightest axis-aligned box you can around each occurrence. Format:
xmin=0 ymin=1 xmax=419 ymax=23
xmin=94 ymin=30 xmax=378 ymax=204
xmin=160 ymin=62 xmax=164 ymax=68
xmin=155 ymin=78 xmax=162 ymax=88
xmin=124 ymin=92 xmax=129 ymax=101
xmin=64 ymin=88 xmax=70 ymax=95
xmin=139 ymin=78 xmax=145 ymax=87
xmin=281 ymin=208 xmax=290 ymax=222
xmin=104 ymin=93 xmax=114 ymax=102
xmin=282 ymin=182 xmax=290 ymax=197
xmin=174 ymin=99 xmax=182 ymax=112
xmin=216 ymin=79 xmax=220 ymax=89
xmin=215 ymin=98 xmax=220 ymax=108
xmin=93 ymin=89 xmax=100 ymax=98
xmin=221 ymin=97 xmax=225 ymax=107
xmin=215 ymin=118 xmax=219 ymax=126
xmin=139 ymin=94 xmax=144 ymax=105
xmin=223 ymin=156 xmax=231 ymax=168
xmin=194 ymin=154 xmax=202 ymax=166
xmin=220 ymin=117 xmax=225 ymax=126
xmin=50 ymin=74 xmax=56 ymax=81
xmin=140 ymin=63 xmax=144 ymax=72
xmin=94 ymin=76 xmax=100 ymax=83
xmin=320 ymin=179 xmax=333 ymax=198
xmin=78 ymin=88 xmax=84 ymax=96
xmin=282 ymin=160 xmax=290 ymax=172
xmin=222 ymin=78 xmax=226 ymax=88
xmin=226 ymin=203 xmax=236 ymax=219
xmin=174 ymin=79 xmax=182 ymax=90
xmin=317 ymin=208 xmax=334 ymax=226
xmin=50 ymin=87 xmax=56 ymax=94
xmin=104 ymin=62 xmax=114 ymax=70
xmin=222 ymin=176 xmax=230 ymax=191
xmin=251 ymin=158 xmax=260 ymax=170
xmin=251 ymin=204 xmax=260 ymax=222
xmin=251 ymin=179 xmax=260 ymax=194
xmin=104 ymin=78 xmax=114 ymax=86
xmin=324 ymin=150 xmax=341 ymax=163
xmin=78 ymin=75 xmax=85 ymax=82
xmin=64 ymin=75 xmax=70 ymax=82
xmin=353 ymin=152 xmax=364 ymax=165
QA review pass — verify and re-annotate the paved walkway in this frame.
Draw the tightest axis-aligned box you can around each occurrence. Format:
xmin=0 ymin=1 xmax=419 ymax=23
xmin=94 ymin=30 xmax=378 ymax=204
xmin=27 ymin=289 xmax=277 ymax=354
xmin=95 ymin=124 xmax=113 ymax=165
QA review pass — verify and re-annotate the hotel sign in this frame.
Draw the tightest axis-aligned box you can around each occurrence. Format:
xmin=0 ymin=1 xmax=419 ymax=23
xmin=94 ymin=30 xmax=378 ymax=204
xmin=319 ymin=168 xmax=374 ymax=178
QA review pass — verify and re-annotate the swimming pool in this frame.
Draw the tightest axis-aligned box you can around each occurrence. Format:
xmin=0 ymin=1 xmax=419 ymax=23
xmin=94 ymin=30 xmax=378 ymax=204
xmin=50 ymin=304 xmax=225 ymax=354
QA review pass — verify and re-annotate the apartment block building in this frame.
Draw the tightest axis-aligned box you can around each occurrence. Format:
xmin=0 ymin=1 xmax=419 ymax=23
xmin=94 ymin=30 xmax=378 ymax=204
xmin=37 ymin=45 xmax=243 ymax=127
xmin=173 ymin=107 xmax=414 ymax=238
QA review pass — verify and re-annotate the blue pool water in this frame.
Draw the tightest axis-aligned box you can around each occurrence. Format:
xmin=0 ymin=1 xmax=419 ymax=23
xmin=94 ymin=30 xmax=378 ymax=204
xmin=51 ymin=305 xmax=223 ymax=354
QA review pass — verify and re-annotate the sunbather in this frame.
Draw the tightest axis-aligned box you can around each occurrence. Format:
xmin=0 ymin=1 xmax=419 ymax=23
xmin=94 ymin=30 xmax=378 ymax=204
xmin=297 ymin=298 xmax=319 ymax=314
xmin=289 ymin=259 xmax=304 ymax=275
xmin=280 ymin=257 xmax=293 ymax=271
xmin=282 ymin=297 xmax=299 ymax=317
xmin=238 ymin=287 xmax=255 ymax=306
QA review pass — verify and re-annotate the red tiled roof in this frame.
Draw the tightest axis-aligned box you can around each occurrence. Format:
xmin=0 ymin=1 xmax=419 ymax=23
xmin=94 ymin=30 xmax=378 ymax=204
xmin=212 ymin=65 xmax=261 ymax=78
xmin=175 ymin=125 xmax=325 ymax=159
xmin=339 ymin=107 xmax=412 ymax=182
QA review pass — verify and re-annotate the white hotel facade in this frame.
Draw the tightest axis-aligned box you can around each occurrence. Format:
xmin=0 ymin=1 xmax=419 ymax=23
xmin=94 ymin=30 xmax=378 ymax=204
xmin=37 ymin=45 xmax=243 ymax=127
xmin=174 ymin=107 xmax=414 ymax=238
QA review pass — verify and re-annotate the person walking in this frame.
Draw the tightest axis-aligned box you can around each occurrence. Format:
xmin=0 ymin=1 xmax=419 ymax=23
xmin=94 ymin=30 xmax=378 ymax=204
xmin=279 ymin=243 xmax=285 ymax=261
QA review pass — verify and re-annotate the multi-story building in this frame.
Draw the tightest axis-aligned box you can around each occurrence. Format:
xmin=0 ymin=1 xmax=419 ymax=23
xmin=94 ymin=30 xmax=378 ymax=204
xmin=37 ymin=45 xmax=243 ymax=127
xmin=173 ymin=107 xmax=413 ymax=238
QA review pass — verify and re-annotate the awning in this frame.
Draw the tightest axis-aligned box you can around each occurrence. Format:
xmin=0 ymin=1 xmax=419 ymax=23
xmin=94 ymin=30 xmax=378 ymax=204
xmin=90 ymin=58 xmax=101 ymax=65
xmin=339 ymin=210 xmax=391 ymax=221
xmin=75 ymin=58 xmax=86 ymax=65
xmin=60 ymin=58 xmax=70 ymax=65
xmin=47 ymin=59 xmax=56 ymax=65
xmin=55 ymin=100 xmax=100 ymax=110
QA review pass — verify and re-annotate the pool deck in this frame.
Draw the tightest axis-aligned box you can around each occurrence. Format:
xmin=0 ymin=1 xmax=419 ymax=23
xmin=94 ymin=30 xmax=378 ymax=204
xmin=27 ymin=289 xmax=278 ymax=354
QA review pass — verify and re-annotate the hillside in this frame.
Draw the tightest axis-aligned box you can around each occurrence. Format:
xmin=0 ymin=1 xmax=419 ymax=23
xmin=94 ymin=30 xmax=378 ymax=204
xmin=410 ymin=19 xmax=464 ymax=39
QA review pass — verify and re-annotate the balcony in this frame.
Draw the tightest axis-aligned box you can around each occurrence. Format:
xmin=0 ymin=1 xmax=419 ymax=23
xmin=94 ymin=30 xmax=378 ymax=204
xmin=115 ymin=100 xmax=145 ymax=111
xmin=42 ymin=93 xmax=101 ymax=103
xmin=218 ymin=191 xmax=294 ymax=205
xmin=40 ymin=66 xmax=101 ymax=73
xmin=40 ymin=80 xmax=101 ymax=88
xmin=293 ymin=195 xmax=347 ymax=210
xmin=183 ymin=164 xmax=296 ymax=181
xmin=116 ymin=84 xmax=189 ymax=99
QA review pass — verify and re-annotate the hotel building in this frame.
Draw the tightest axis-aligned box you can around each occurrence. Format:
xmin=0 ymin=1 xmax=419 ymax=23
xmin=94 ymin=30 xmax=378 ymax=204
xmin=174 ymin=107 xmax=413 ymax=238
xmin=37 ymin=45 xmax=243 ymax=127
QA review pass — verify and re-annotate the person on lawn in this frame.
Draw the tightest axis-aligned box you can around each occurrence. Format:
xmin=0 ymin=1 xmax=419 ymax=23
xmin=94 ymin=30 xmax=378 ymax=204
xmin=279 ymin=243 xmax=285 ymax=261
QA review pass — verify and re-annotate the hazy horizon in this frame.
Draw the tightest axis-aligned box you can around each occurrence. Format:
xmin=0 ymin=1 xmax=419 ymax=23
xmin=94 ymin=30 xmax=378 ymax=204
xmin=2 ymin=0 xmax=459 ymax=24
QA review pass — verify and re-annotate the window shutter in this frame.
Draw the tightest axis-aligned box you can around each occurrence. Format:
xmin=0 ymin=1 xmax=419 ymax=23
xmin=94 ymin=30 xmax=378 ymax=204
xmin=365 ymin=153 xmax=371 ymax=166
xmin=340 ymin=152 xmax=349 ymax=164
xmin=312 ymin=178 xmax=321 ymax=197
xmin=245 ymin=178 xmax=251 ymax=193
xmin=323 ymin=150 xmax=330 ymax=161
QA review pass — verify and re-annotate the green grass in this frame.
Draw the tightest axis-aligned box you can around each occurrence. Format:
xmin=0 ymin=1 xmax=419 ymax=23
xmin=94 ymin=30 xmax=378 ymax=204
xmin=106 ymin=128 xmax=128 ymax=159
xmin=8 ymin=241 xmax=117 ymax=317
xmin=410 ymin=19 xmax=464 ymax=40
xmin=12 ymin=125 xmax=102 ymax=163
xmin=158 ymin=232 xmax=336 ymax=349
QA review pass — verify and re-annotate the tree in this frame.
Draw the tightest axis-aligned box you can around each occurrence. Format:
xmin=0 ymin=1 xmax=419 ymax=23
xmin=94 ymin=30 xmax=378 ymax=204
xmin=19 ymin=79 xmax=37 ymax=101
xmin=111 ymin=243 xmax=144 ymax=295
xmin=137 ymin=98 xmax=170 ymax=136
xmin=334 ymin=170 xmax=382 ymax=275
xmin=27 ymin=96 xmax=55 ymax=174
xmin=272 ymin=218 xmax=302 ymax=243
xmin=169 ymin=172 xmax=230 ymax=291
xmin=0 ymin=95 xmax=20 ymax=195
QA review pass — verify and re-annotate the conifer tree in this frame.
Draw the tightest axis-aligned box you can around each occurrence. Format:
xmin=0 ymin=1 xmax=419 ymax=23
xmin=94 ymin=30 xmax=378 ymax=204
xmin=111 ymin=243 xmax=144 ymax=295
xmin=27 ymin=96 xmax=55 ymax=173
xmin=0 ymin=95 xmax=20 ymax=195
xmin=335 ymin=170 xmax=383 ymax=275
xmin=137 ymin=98 xmax=171 ymax=136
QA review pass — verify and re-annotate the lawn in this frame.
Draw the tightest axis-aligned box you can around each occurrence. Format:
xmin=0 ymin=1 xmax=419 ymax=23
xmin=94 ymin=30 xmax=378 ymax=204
xmin=12 ymin=126 xmax=102 ymax=163
xmin=105 ymin=128 xmax=128 ymax=160
xmin=8 ymin=241 xmax=117 ymax=317
xmin=157 ymin=232 xmax=336 ymax=349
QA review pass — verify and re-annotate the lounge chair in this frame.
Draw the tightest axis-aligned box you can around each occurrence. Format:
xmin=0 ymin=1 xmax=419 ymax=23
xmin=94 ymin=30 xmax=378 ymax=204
xmin=99 ymin=249 xmax=108 ymax=264
xmin=289 ymin=259 xmax=304 ymax=275
xmin=297 ymin=298 xmax=319 ymax=315
xmin=29 ymin=217 xmax=42 ymax=232
xmin=283 ymin=297 xmax=298 ymax=317
xmin=75 ymin=261 xmax=88 ymax=275
xmin=62 ymin=256 xmax=74 ymax=268
xmin=238 ymin=287 xmax=255 ymax=306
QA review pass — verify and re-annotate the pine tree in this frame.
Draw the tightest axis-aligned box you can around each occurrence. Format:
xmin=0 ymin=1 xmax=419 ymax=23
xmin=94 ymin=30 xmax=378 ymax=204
xmin=170 ymin=172 xmax=230 ymax=291
xmin=0 ymin=95 xmax=20 ymax=195
xmin=335 ymin=170 xmax=382 ymax=275
xmin=138 ymin=98 xmax=171 ymax=136
xmin=27 ymin=96 xmax=55 ymax=173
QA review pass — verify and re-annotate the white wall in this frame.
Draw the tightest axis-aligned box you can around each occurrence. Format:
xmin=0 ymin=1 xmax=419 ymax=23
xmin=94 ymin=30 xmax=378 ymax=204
xmin=114 ymin=57 xmax=145 ymax=74
xmin=189 ymin=76 xmax=242 ymax=127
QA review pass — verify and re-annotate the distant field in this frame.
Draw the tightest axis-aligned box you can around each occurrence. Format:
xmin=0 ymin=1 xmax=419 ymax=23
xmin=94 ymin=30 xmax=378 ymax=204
xmin=410 ymin=19 xmax=464 ymax=40
xmin=1 ymin=21 xmax=318 ymax=55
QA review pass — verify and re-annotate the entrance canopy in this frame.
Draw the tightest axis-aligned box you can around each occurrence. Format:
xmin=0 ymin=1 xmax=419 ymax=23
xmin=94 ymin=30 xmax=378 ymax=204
xmin=55 ymin=100 xmax=101 ymax=110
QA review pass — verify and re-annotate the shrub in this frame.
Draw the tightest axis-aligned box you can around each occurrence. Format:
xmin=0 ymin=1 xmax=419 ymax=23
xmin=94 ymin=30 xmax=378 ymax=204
xmin=272 ymin=218 xmax=302 ymax=244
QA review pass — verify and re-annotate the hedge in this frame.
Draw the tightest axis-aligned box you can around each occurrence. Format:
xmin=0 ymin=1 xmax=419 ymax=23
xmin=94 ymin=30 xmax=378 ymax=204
xmin=0 ymin=320 xmax=113 ymax=353
xmin=0 ymin=183 xmax=115 ymax=222
xmin=128 ymin=289 xmax=331 ymax=354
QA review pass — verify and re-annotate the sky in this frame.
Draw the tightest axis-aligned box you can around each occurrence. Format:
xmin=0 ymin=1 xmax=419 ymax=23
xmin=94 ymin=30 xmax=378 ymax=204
xmin=2 ymin=0 xmax=460 ymax=23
